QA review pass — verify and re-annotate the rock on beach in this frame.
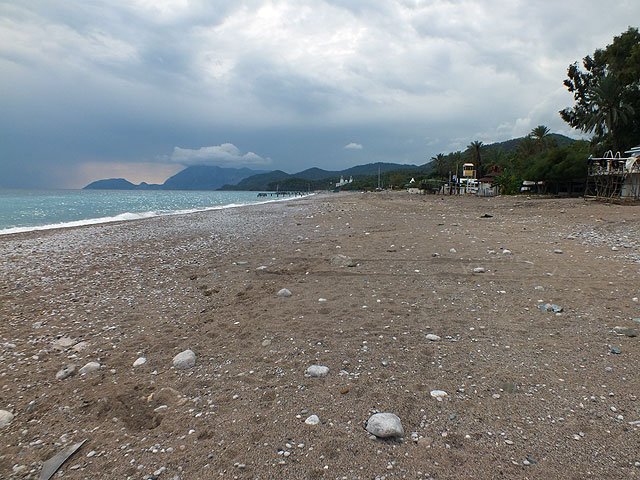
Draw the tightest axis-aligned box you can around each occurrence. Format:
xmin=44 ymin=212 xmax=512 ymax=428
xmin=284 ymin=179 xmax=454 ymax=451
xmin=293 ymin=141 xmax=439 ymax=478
xmin=365 ymin=413 xmax=404 ymax=439
xmin=305 ymin=365 xmax=329 ymax=377
xmin=173 ymin=350 xmax=196 ymax=369
xmin=0 ymin=410 xmax=14 ymax=428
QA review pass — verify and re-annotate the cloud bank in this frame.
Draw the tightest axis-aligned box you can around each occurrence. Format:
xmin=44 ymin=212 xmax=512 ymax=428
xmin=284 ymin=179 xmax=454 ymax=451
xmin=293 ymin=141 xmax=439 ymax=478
xmin=169 ymin=143 xmax=271 ymax=167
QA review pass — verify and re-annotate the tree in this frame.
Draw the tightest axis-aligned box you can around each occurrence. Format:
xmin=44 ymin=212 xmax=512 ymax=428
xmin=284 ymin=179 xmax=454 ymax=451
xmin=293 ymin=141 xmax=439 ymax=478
xmin=560 ymin=27 xmax=640 ymax=153
xmin=430 ymin=153 xmax=448 ymax=177
xmin=467 ymin=141 xmax=483 ymax=178
xmin=531 ymin=125 xmax=550 ymax=148
xmin=583 ymin=74 xmax=635 ymax=151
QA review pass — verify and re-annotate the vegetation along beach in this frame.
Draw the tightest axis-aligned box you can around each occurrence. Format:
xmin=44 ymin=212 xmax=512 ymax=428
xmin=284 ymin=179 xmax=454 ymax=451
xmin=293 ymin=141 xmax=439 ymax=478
xmin=1 ymin=192 xmax=639 ymax=479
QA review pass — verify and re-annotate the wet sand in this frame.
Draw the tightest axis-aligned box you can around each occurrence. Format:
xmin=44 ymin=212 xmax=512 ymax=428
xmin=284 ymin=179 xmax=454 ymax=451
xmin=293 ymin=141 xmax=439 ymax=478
xmin=0 ymin=192 xmax=639 ymax=479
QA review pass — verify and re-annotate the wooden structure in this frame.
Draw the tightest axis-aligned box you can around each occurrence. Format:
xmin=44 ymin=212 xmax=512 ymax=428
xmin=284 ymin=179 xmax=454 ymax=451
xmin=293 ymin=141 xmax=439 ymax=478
xmin=585 ymin=146 xmax=640 ymax=201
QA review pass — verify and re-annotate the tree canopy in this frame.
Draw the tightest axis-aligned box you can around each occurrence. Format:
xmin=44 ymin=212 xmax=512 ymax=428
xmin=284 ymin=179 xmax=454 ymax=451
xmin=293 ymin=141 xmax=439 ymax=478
xmin=560 ymin=27 xmax=640 ymax=153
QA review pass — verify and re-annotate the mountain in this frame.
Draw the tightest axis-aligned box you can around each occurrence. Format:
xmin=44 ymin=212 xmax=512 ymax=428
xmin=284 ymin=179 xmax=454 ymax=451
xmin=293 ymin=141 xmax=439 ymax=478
xmin=84 ymin=166 xmax=266 ymax=191
xmin=484 ymin=133 xmax=576 ymax=153
xmin=219 ymin=162 xmax=422 ymax=191
xmin=161 ymin=165 xmax=266 ymax=190
xmin=219 ymin=170 xmax=291 ymax=191
xmin=84 ymin=178 xmax=138 ymax=190
xmin=341 ymin=162 xmax=419 ymax=176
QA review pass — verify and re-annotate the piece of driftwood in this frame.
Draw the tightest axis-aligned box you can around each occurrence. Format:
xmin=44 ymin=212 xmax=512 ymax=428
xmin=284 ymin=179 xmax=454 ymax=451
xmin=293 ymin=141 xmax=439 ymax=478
xmin=39 ymin=439 xmax=87 ymax=480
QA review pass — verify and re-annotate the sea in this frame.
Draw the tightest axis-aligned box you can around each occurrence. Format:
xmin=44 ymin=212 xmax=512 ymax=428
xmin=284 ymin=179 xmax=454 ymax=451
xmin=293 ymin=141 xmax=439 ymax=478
xmin=0 ymin=189 xmax=305 ymax=236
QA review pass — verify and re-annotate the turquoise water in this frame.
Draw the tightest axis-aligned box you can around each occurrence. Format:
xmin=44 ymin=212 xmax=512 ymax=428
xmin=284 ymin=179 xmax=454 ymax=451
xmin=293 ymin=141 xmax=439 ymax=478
xmin=0 ymin=189 xmax=302 ymax=235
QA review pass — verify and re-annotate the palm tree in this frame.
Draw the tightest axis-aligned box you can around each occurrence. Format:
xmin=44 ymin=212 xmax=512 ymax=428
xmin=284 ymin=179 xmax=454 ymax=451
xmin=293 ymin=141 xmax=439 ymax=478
xmin=467 ymin=141 xmax=483 ymax=178
xmin=430 ymin=153 xmax=448 ymax=177
xmin=529 ymin=125 xmax=551 ymax=153
xmin=584 ymin=74 xmax=635 ymax=151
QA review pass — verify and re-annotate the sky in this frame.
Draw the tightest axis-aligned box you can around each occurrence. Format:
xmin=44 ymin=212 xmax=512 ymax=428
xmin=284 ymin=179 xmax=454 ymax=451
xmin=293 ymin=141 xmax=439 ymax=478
xmin=1 ymin=1 xmax=638 ymax=188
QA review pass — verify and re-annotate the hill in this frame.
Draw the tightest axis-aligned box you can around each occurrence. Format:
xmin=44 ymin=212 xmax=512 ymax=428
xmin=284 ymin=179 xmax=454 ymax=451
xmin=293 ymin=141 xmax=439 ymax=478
xmin=84 ymin=166 xmax=266 ymax=191
xmin=83 ymin=178 xmax=138 ymax=190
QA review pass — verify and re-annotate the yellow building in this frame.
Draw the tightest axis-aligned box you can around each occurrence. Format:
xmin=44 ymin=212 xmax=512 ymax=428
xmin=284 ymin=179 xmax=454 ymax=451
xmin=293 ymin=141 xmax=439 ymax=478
xmin=462 ymin=163 xmax=476 ymax=178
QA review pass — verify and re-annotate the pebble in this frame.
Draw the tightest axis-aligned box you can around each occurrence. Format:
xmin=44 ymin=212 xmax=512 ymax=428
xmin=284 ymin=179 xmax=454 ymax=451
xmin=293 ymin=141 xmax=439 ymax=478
xmin=0 ymin=410 xmax=14 ymax=428
xmin=277 ymin=288 xmax=292 ymax=298
xmin=305 ymin=365 xmax=329 ymax=377
xmin=305 ymin=414 xmax=320 ymax=425
xmin=430 ymin=390 xmax=448 ymax=401
xmin=261 ymin=339 xmax=272 ymax=347
xmin=425 ymin=334 xmax=441 ymax=341
xmin=502 ymin=249 xmax=512 ymax=255
xmin=133 ymin=357 xmax=147 ymax=367
xmin=330 ymin=254 xmax=356 ymax=267
xmin=172 ymin=349 xmax=196 ymax=369
xmin=79 ymin=361 xmax=101 ymax=375
xmin=366 ymin=413 xmax=404 ymax=439
xmin=554 ymin=249 xmax=563 ymax=254
xmin=56 ymin=364 xmax=77 ymax=380
xmin=472 ymin=267 xmax=485 ymax=274
xmin=449 ymin=248 xmax=457 ymax=254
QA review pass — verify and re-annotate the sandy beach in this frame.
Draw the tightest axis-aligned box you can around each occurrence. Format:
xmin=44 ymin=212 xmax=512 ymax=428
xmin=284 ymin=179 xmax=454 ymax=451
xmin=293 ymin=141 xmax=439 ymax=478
xmin=1 ymin=192 xmax=639 ymax=479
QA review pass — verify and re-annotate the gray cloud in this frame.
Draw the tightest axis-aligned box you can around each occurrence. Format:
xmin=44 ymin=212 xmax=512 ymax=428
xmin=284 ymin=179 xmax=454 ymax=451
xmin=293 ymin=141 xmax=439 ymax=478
xmin=1 ymin=1 xmax=638 ymax=188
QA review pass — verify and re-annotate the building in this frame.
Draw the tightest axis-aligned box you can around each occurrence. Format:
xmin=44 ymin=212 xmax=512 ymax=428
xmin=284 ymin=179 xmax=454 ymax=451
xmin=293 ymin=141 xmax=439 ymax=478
xmin=585 ymin=146 xmax=640 ymax=201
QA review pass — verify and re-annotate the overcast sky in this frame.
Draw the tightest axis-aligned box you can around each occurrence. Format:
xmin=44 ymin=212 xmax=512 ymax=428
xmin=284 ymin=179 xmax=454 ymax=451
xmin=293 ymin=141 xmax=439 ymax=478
xmin=1 ymin=1 xmax=638 ymax=188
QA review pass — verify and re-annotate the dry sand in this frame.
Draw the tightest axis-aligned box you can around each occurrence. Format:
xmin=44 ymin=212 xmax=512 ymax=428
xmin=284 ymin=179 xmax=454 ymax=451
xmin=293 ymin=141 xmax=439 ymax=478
xmin=1 ymin=192 xmax=639 ymax=480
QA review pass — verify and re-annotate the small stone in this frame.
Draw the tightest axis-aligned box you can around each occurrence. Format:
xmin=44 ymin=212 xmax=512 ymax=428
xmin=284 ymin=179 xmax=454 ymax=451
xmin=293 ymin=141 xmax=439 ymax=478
xmin=610 ymin=346 xmax=622 ymax=355
xmin=554 ymin=249 xmax=563 ymax=254
xmin=56 ymin=364 xmax=77 ymax=380
xmin=261 ymin=339 xmax=272 ymax=347
xmin=472 ymin=267 xmax=485 ymax=274
xmin=430 ymin=390 xmax=448 ymax=401
xmin=0 ymin=410 xmax=14 ymax=428
xmin=133 ymin=357 xmax=147 ymax=367
xmin=305 ymin=415 xmax=320 ymax=425
xmin=330 ymin=254 xmax=356 ymax=267
xmin=365 ymin=413 xmax=404 ymax=439
xmin=277 ymin=288 xmax=292 ymax=297
xmin=502 ymin=249 xmax=512 ymax=255
xmin=73 ymin=341 xmax=89 ymax=352
xmin=449 ymin=248 xmax=457 ymax=254
xmin=425 ymin=334 xmax=441 ymax=341
xmin=53 ymin=337 xmax=75 ymax=349
xmin=172 ymin=349 xmax=196 ymax=369
xmin=305 ymin=365 xmax=329 ymax=377
xmin=612 ymin=326 xmax=638 ymax=337
xmin=79 ymin=362 xmax=101 ymax=375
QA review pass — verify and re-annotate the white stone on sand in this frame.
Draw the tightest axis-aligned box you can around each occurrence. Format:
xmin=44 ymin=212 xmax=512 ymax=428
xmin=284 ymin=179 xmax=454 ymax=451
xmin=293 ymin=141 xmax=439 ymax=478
xmin=133 ymin=357 xmax=147 ymax=367
xmin=79 ymin=362 xmax=101 ymax=374
xmin=425 ymin=334 xmax=441 ymax=341
xmin=0 ymin=410 xmax=14 ymax=428
xmin=430 ymin=390 xmax=448 ymax=401
xmin=305 ymin=414 xmax=320 ymax=425
xmin=305 ymin=365 xmax=329 ymax=377
xmin=365 ymin=412 xmax=404 ymax=438
xmin=277 ymin=288 xmax=292 ymax=297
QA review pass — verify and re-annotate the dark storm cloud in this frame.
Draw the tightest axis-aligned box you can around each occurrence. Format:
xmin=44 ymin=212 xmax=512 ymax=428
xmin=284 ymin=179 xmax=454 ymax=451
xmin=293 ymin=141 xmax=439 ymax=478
xmin=1 ymin=1 xmax=638 ymax=187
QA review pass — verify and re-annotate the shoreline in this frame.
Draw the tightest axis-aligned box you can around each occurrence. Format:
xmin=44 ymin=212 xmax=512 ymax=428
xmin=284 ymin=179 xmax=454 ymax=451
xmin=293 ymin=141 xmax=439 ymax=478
xmin=0 ymin=191 xmax=319 ymax=238
xmin=1 ymin=192 xmax=639 ymax=479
